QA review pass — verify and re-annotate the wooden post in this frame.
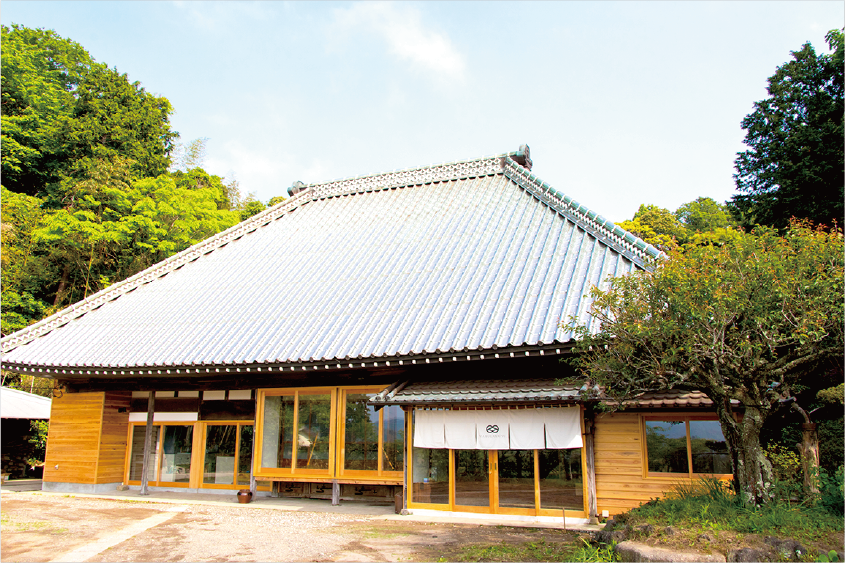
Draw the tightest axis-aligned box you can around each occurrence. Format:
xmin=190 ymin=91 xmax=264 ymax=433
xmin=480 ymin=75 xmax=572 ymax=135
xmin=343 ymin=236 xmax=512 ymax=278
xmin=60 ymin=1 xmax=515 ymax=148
xmin=140 ymin=391 xmax=155 ymax=495
xmin=584 ymin=410 xmax=598 ymax=524
xmin=250 ymin=390 xmax=258 ymax=496
xmin=331 ymin=479 xmax=340 ymax=506
xmin=402 ymin=406 xmax=409 ymax=513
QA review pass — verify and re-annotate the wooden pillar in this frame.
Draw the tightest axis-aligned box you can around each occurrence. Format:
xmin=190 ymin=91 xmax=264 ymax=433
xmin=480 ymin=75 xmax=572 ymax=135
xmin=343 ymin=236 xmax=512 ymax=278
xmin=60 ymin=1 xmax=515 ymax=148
xmin=140 ymin=391 xmax=155 ymax=495
xmin=250 ymin=390 xmax=258 ymax=496
xmin=402 ymin=406 xmax=409 ymax=512
xmin=584 ymin=408 xmax=598 ymax=524
xmin=331 ymin=479 xmax=340 ymax=506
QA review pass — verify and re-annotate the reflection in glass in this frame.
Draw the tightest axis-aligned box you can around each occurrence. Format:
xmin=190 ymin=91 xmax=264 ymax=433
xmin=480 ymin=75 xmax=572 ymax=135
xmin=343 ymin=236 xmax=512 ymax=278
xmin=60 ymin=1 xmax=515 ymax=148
xmin=262 ymin=395 xmax=295 ymax=469
xmin=382 ymin=405 xmax=404 ymax=472
xmin=412 ymin=448 xmax=449 ymax=504
xmin=297 ymin=394 xmax=331 ymax=469
xmin=238 ymin=425 xmax=254 ymax=485
xmin=539 ymin=449 xmax=582 ymax=510
xmin=159 ymin=425 xmax=192 ymax=483
xmin=204 ymin=425 xmax=237 ymax=485
xmin=646 ymin=420 xmax=689 ymax=473
xmin=689 ymin=421 xmax=730 ymax=474
xmin=129 ymin=426 xmax=159 ymax=481
xmin=455 ymin=450 xmax=489 ymax=507
xmin=344 ymin=394 xmax=379 ymax=471
xmin=498 ymin=450 xmax=535 ymax=509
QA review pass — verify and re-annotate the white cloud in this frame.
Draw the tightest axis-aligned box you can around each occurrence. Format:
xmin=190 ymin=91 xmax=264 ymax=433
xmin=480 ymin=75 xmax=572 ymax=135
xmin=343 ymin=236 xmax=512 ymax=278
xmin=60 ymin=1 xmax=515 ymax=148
xmin=330 ymin=2 xmax=466 ymax=80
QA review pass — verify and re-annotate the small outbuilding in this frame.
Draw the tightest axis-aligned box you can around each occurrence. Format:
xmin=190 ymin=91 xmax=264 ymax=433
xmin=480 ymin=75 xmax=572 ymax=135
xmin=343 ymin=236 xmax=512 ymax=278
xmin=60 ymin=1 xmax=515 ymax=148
xmin=1 ymin=386 xmax=51 ymax=479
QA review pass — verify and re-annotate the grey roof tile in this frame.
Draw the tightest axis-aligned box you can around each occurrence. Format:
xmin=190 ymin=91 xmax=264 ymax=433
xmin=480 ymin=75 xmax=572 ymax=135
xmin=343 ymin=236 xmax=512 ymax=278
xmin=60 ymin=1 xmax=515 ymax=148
xmin=1 ymin=149 xmax=660 ymax=373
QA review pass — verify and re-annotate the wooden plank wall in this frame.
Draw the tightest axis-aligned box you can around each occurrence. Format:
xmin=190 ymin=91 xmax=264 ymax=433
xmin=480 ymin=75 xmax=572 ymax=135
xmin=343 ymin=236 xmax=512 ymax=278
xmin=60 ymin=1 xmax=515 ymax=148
xmin=594 ymin=412 xmax=685 ymax=516
xmin=96 ymin=392 xmax=131 ymax=483
xmin=43 ymin=391 xmax=131 ymax=485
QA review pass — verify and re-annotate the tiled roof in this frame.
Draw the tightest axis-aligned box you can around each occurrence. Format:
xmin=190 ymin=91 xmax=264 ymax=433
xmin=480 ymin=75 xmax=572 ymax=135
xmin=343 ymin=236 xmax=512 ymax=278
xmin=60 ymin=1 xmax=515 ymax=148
xmin=0 ymin=387 xmax=51 ymax=419
xmin=1 ymin=147 xmax=661 ymax=377
xmin=371 ymin=382 xmax=724 ymax=409
xmin=624 ymin=390 xmax=721 ymax=408
xmin=370 ymin=379 xmax=582 ymax=405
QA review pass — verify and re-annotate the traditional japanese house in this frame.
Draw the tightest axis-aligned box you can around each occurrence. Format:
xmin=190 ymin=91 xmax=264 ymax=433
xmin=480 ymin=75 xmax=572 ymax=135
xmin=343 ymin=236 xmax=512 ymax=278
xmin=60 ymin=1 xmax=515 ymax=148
xmin=0 ymin=146 xmax=731 ymax=523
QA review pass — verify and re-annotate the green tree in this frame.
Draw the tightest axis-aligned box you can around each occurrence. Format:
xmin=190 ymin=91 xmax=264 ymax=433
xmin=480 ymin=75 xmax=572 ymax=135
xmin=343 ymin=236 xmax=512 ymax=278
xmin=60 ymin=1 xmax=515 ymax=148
xmin=618 ymin=204 xmax=688 ymax=250
xmin=568 ymin=221 xmax=844 ymax=505
xmin=1 ymin=24 xmax=178 ymax=200
xmin=675 ymin=197 xmax=734 ymax=233
xmin=731 ymin=30 xmax=844 ymax=230
xmin=34 ymin=158 xmax=240 ymax=307
xmin=1 ymin=187 xmax=52 ymax=334
xmin=1 ymin=24 xmax=94 ymax=196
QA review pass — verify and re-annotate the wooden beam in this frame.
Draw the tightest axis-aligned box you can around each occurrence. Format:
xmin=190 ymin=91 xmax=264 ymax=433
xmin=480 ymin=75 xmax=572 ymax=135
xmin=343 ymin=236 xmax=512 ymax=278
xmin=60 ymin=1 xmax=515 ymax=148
xmin=140 ymin=391 xmax=155 ymax=495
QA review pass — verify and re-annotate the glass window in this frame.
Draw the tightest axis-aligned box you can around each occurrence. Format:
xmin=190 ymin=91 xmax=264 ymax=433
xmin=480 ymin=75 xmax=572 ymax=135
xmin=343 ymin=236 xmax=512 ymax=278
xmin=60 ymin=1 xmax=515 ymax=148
xmin=159 ymin=425 xmax=193 ymax=483
xmin=382 ymin=405 xmax=404 ymax=473
xmin=204 ymin=425 xmax=237 ymax=485
xmin=498 ymin=450 xmax=535 ymax=509
xmin=129 ymin=425 xmax=159 ymax=482
xmin=297 ymin=394 xmax=331 ymax=469
xmin=689 ymin=420 xmax=730 ymax=474
xmin=344 ymin=394 xmax=379 ymax=471
xmin=455 ymin=449 xmax=489 ymax=507
xmin=412 ymin=447 xmax=449 ymax=504
xmin=645 ymin=418 xmax=729 ymax=476
xmin=262 ymin=395 xmax=295 ymax=469
xmin=538 ymin=448 xmax=582 ymax=510
xmin=645 ymin=420 xmax=689 ymax=474
xmin=238 ymin=425 xmax=254 ymax=486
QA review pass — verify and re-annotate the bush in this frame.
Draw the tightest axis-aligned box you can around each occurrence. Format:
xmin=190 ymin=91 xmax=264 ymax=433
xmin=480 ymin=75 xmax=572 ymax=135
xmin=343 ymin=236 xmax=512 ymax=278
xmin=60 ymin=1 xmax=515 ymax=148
xmin=818 ymin=466 xmax=844 ymax=516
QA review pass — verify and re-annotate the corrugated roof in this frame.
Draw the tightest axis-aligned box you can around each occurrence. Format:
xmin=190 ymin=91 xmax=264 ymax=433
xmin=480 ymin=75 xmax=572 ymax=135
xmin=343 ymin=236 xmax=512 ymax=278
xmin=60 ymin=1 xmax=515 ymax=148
xmin=1 ymin=147 xmax=660 ymax=376
xmin=0 ymin=387 xmax=51 ymax=419
xmin=371 ymin=379 xmax=582 ymax=405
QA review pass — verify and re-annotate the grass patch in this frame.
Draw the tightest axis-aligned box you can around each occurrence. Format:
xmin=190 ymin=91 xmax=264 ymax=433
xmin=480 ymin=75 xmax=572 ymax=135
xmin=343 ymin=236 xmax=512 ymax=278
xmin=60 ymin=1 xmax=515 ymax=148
xmin=446 ymin=538 xmax=615 ymax=562
xmin=0 ymin=512 xmax=66 ymax=533
xmin=625 ymin=478 xmax=843 ymax=544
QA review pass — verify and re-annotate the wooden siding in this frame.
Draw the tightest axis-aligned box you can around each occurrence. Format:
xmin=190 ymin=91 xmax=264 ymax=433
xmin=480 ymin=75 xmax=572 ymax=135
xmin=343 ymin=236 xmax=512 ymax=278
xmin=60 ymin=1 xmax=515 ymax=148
xmin=594 ymin=412 xmax=689 ymax=515
xmin=96 ymin=392 xmax=131 ymax=483
xmin=44 ymin=391 xmax=131 ymax=484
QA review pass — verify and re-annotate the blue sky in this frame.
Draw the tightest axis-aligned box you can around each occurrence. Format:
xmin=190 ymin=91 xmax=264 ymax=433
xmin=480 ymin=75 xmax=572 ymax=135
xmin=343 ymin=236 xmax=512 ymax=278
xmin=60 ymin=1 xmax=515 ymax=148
xmin=3 ymin=1 xmax=842 ymax=222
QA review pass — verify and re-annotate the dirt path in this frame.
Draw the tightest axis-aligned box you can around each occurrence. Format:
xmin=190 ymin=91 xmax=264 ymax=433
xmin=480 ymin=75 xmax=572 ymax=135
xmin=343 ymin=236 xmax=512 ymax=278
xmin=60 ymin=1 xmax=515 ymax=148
xmin=0 ymin=494 xmax=579 ymax=562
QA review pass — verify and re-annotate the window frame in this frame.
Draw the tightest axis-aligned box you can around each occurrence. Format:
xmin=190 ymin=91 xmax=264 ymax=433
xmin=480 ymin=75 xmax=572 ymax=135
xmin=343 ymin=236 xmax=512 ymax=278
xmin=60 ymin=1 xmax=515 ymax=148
xmin=640 ymin=414 xmax=733 ymax=480
xmin=254 ymin=387 xmax=338 ymax=478
xmin=337 ymin=387 xmax=405 ymax=480
xmin=124 ymin=421 xmax=199 ymax=488
xmin=198 ymin=421 xmax=262 ymax=490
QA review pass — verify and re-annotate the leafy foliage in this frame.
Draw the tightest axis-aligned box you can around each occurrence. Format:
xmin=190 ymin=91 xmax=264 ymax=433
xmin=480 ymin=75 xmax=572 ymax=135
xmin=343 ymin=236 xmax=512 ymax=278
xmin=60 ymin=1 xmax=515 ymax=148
xmin=27 ymin=420 xmax=49 ymax=463
xmin=731 ymin=30 xmax=844 ymax=230
xmin=617 ymin=197 xmax=735 ymax=250
xmin=1 ymin=25 xmax=287 ymax=331
xmin=568 ymin=222 xmax=844 ymax=505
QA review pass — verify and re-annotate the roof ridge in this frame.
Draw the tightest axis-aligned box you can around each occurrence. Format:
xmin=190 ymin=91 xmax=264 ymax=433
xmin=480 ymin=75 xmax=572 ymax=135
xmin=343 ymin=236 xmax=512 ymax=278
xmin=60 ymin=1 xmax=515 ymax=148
xmin=501 ymin=156 xmax=662 ymax=266
xmin=292 ymin=152 xmax=507 ymax=199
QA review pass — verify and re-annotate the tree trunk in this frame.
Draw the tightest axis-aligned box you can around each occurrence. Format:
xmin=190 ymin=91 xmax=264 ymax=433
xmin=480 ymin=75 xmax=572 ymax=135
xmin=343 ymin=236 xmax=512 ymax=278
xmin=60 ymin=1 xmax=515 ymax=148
xmin=798 ymin=422 xmax=820 ymax=496
xmin=715 ymin=401 xmax=773 ymax=506
xmin=53 ymin=265 xmax=71 ymax=307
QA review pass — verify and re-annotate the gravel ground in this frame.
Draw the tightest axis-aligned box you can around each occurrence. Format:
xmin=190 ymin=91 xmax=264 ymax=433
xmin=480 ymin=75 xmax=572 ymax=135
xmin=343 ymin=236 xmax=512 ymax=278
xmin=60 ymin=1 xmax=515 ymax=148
xmin=1 ymin=495 xmax=372 ymax=562
xmin=0 ymin=492 xmax=582 ymax=562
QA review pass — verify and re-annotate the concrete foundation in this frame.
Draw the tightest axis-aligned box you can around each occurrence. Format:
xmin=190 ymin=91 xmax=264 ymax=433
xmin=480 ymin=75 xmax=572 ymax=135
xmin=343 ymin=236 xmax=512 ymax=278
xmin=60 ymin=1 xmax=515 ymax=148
xmin=42 ymin=481 xmax=123 ymax=494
